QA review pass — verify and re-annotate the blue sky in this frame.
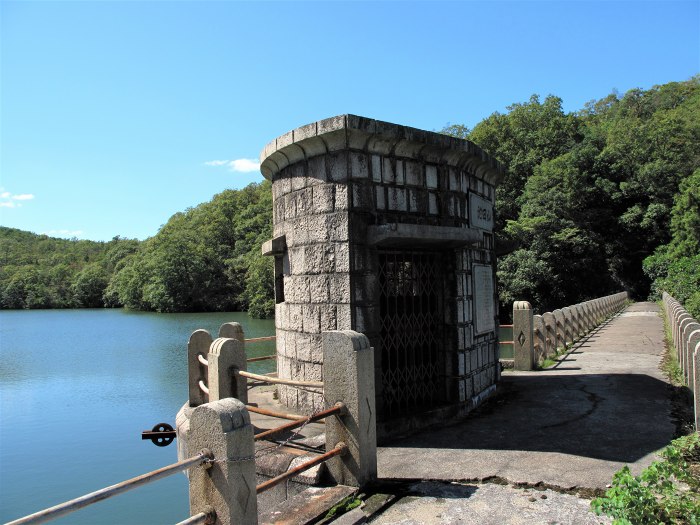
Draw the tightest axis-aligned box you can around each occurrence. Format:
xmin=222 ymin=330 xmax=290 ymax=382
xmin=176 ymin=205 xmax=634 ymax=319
xmin=1 ymin=0 xmax=698 ymax=242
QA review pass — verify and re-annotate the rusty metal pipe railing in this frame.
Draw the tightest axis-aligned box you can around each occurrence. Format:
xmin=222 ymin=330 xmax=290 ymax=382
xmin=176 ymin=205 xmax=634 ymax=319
xmin=254 ymin=403 xmax=344 ymax=442
xmin=256 ymin=442 xmax=347 ymax=494
xmin=6 ymin=450 xmax=213 ymax=525
xmin=246 ymin=354 xmax=276 ymax=363
xmin=174 ymin=509 xmax=215 ymax=525
xmin=246 ymin=405 xmax=307 ymax=421
xmin=239 ymin=370 xmax=323 ymax=389
xmin=244 ymin=336 xmax=276 ymax=343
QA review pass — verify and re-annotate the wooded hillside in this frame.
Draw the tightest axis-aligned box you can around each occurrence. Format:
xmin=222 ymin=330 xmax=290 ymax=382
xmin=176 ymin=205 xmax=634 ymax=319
xmin=2 ymin=78 xmax=698 ymax=318
xmin=448 ymin=76 xmax=699 ymax=318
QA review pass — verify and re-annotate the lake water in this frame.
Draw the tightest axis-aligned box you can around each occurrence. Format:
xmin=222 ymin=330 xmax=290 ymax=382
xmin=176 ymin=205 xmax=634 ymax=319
xmin=0 ymin=309 xmax=275 ymax=524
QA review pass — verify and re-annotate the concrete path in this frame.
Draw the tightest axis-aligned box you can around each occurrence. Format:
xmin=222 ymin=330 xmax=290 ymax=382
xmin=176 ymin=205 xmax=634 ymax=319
xmin=367 ymin=481 xmax=611 ymax=525
xmin=378 ymin=302 xmax=676 ymax=491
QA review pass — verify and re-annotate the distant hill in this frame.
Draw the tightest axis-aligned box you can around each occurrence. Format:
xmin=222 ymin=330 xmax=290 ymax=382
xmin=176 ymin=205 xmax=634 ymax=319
xmin=0 ymin=180 xmax=274 ymax=316
xmin=0 ymin=227 xmax=139 ymax=309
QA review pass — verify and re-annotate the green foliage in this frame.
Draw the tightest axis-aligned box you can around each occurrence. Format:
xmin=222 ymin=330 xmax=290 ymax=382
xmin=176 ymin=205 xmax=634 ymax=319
xmin=668 ymin=169 xmax=700 ymax=259
xmin=72 ymin=264 xmax=109 ymax=307
xmin=470 ymin=94 xmax=581 ymax=230
xmin=324 ymin=496 xmax=363 ymax=519
xmin=0 ymin=181 xmax=275 ymax=317
xmin=440 ymin=123 xmax=471 ymax=139
xmin=591 ymin=434 xmax=700 ymax=524
xmin=0 ymin=228 xmax=137 ymax=309
xmin=453 ymin=77 xmax=700 ymax=316
xmin=107 ymin=181 xmax=274 ymax=316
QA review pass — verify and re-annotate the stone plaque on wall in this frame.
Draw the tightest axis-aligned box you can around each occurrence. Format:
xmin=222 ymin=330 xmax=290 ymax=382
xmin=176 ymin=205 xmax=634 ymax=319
xmin=473 ymin=264 xmax=495 ymax=334
xmin=469 ymin=193 xmax=494 ymax=231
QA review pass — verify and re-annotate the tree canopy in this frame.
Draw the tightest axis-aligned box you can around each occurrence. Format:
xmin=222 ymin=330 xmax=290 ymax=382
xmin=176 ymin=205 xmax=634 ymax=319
xmin=445 ymin=76 xmax=700 ymax=317
xmin=1 ymin=181 xmax=275 ymax=317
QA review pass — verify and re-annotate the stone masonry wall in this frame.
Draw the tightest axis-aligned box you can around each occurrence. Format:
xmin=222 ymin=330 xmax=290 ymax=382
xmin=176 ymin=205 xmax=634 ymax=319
xmin=271 ymin=156 xmax=352 ymax=411
xmin=262 ymin=115 xmax=503 ymax=417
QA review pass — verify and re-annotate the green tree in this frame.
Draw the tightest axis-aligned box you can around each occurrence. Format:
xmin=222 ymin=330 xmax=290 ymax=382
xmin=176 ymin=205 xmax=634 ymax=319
xmin=72 ymin=264 xmax=109 ymax=307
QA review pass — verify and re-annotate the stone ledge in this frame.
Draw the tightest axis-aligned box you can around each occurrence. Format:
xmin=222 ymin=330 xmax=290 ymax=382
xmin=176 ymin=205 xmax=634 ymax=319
xmin=262 ymin=235 xmax=286 ymax=256
xmin=259 ymin=485 xmax=358 ymax=525
xmin=260 ymin=114 xmax=504 ymax=185
xmin=367 ymin=223 xmax=482 ymax=248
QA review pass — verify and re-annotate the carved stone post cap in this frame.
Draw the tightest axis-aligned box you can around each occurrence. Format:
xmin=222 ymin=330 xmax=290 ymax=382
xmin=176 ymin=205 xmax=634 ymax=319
xmin=514 ymin=301 xmax=532 ymax=310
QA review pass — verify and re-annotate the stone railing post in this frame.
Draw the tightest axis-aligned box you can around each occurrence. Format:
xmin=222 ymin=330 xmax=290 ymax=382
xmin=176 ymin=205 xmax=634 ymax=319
xmin=694 ymin=342 xmax=700 ymax=432
xmin=542 ymin=312 xmax=556 ymax=358
xmin=208 ymin=337 xmax=248 ymax=404
xmin=533 ymin=314 xmax=545 ymax=363
xmin=561 ymin=307 xmax=573 ymax=346
xmin=322 ymin=330 xmax=377 ymax=487
xmin=219 ymin=322 xmax=245 ymax=341
xmin=685 ymin=322 xmax=700 ymax=385
xmin=573 ymin=305 xmax=582 ymax=338
xmin=582 ymin=302 xmax=591 ymax=332
xmin=186 ymin=398 xmax=257 ymax=525
xmin=189 ymin=329 xmax=214 ymax=407
xmin=513 ymin=301 xmax=535 ymax=370
xmin=594 ymin=299 xmax=603 ymax=323
xmin=553 ymin=309 xmax=565 ymax=352
xmin=663 ymin=292 xmax=700 ymax=432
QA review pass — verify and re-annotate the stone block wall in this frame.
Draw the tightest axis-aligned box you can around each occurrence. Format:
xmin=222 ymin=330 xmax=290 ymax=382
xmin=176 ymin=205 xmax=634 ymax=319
xmin=261 ymin=115 xmax=503 ymax=428
xmin=271 ymin=163 xmax=352 ymax=410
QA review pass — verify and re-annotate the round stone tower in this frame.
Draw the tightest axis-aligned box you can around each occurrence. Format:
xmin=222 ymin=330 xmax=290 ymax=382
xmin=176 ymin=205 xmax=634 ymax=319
xmin=260 ymin=115 xmax=504 ymax=437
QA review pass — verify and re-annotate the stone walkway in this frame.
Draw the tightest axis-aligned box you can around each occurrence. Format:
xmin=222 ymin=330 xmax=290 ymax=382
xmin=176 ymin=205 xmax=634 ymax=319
xmin=368 ymin=302 xmax=675 ymax=524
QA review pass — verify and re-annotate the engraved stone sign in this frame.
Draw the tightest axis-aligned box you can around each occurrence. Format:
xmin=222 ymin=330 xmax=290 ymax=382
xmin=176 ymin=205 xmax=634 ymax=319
xmin=473 ymin=264 xmax=495 ymax=334
xmin=470 ymin=193 xmax=494 ymax=231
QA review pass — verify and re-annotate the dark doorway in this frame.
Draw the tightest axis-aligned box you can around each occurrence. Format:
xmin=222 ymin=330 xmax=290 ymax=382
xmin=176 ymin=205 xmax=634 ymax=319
xmin=378 ymin=250 xmax=448 ymax=418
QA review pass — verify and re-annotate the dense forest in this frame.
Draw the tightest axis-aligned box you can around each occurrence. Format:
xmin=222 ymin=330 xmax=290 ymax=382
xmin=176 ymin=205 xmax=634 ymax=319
xmin=1 ymin=78 xmax=698 ymax=318
xmin=0 ymin=182 xmax=274 ymax=317
xmin=445 ymin=76 xmax=699 ymax=318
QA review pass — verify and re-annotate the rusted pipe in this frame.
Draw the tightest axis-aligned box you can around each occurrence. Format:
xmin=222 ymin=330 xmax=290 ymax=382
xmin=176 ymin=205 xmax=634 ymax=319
xmin=244 ymin=336 xmax=276 ymax=343
xmin=239 ymin=370 xmax=323 ymax=389
xmin=254 ymin=403 xmax=344 ymax=441
xmin=246 ymin=405 xmax=307 ymax=421
xmin=256 ymin=442 xmax=347 ymax=494
xmin=6 ymin=451 xmax=213 ymax=525
xmin=246 ymin=354 xmax=276 ymax=363
xmin=174 ymin=509 xmax=215 ymax=525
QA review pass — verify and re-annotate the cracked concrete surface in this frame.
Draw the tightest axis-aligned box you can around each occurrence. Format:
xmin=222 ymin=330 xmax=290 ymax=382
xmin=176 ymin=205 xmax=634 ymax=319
xmin=368 ymin=481 xmax=611 ymax=525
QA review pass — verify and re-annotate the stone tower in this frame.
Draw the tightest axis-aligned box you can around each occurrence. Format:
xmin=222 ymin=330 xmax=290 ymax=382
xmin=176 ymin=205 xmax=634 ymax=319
xmin=261 ymin=115 xmax=503 ymax=438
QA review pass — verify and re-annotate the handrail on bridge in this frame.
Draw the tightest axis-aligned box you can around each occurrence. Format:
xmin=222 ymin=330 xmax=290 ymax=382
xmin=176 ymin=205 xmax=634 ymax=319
xmin=238 ymin=370 xmax=324 ymax=389
xmin=256 ymin=442 xmax=347 ymax=495
xmin=6 ymin=450 xmax=214 ymax=525
xmin=254 ymin=402 xmax=344 ymax=441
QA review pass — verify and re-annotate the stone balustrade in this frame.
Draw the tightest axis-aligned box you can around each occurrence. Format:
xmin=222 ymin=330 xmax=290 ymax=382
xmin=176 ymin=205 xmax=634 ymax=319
xmin=662 ymin=292 xmax=700 ymax=431
xmin=176 ymin=328 xmax=377 ymax=524
xmin=511 ymin=292 xmax=629 ymax=371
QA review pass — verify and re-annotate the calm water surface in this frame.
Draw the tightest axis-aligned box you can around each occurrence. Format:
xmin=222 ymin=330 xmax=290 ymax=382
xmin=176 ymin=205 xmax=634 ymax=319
xmin=0 ymin=309 xmax=275 ymax=524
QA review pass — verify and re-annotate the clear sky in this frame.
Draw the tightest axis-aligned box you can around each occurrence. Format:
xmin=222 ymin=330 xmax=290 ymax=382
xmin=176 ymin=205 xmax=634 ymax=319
xmin=1 ymin=0 xmax=698 ymax=242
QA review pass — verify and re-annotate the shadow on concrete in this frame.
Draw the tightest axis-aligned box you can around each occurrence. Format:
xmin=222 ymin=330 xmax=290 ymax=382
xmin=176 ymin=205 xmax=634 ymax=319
xmin=383 ymin=372 xmax=672 ymax=464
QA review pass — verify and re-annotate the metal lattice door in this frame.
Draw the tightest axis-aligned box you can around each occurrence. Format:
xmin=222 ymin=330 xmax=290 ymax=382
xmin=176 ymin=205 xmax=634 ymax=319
xmin=378 ymin=250 xmax=446 ymax=418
